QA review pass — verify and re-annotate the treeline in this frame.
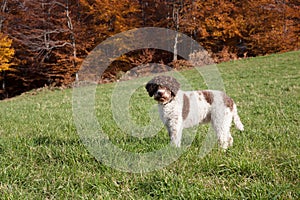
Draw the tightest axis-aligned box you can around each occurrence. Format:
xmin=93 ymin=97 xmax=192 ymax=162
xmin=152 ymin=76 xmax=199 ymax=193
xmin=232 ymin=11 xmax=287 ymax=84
xmin=0 ymin=0 xmax=299 ymax=99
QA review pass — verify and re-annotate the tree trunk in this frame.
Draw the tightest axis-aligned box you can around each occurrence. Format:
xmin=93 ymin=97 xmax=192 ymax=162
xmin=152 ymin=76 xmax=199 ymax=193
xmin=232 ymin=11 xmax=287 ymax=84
xmin=0 ymin=0 xmax=8 ymax=92
xmin=173 ymin=7 xmax=179 ymax=61
xmin=0 ymin=0 xmax=7 ymax=31
xmin=65 ymin=2 xmax=78 ymax=81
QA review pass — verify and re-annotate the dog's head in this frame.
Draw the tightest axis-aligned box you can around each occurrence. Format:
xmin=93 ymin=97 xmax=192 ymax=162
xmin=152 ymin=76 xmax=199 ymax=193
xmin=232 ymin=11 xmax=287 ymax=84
xmin=145 ymin=76 xmax=180 ymax=104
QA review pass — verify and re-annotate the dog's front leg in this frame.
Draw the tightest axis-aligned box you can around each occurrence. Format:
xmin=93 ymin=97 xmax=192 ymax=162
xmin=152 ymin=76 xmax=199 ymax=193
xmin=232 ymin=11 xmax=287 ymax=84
xmin=166 ymin=118 xmax=183 ymax=147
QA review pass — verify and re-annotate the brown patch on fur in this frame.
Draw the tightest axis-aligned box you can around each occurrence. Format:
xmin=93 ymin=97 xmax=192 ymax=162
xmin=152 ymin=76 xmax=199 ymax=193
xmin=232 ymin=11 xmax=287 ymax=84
xmin=182 ymin=94 xmax=190 ymax=120
xmin=223 ymin=93 xmax=234 ymax=111
xmin=202 ymin=91 xmax=214 ymax=104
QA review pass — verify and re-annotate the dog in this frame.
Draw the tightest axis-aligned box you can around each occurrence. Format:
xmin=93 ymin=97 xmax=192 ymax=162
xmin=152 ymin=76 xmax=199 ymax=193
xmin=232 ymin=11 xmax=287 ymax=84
xmin=145 ymin=75 xmax=244 ymax=149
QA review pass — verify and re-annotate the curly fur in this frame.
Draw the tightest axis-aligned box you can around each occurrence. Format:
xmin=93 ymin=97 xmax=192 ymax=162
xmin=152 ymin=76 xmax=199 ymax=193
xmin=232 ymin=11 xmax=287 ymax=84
xmin=145 ymin=75 xmax=244 ymax=148
xmin=146 ymin=76 xmax=180 ymax=97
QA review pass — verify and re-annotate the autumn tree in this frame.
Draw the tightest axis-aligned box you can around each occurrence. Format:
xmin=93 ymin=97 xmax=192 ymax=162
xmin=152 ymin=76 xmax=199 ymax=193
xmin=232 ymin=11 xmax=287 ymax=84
xmin=0 ymin=0 xmax=144 ymax=98
xmin=0 ymin=0 xmax=78 ymax=89
xmin=239 ymin=0 xmax=300 ymax=55
xmin=0 ymin=33 xmax=14 ymax=72
xmin=0 ymin=33 xmax=14 ymax=97
xmin=77 ymin=0 xmax=142 ymax=80
xmin=0 ymin=0 xmax=299 ymax=98
xmin=179 ymin=0 xmax=299 ymax=59
xmin=0 ymin=0 xmax=84 ymax=97
xmin=79 ymin=0 xmax=141 ymax=42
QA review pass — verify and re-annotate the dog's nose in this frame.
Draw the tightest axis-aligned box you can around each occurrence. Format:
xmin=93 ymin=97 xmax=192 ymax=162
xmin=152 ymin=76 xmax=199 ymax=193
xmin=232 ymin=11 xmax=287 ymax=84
xmin=157 ymin=91 xmax=164 ymax=96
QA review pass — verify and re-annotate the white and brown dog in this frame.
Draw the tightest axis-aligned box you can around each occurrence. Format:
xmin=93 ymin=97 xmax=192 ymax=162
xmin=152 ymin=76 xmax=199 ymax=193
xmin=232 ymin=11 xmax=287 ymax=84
xmin=146 ymin=75 xmax=244 ymax=149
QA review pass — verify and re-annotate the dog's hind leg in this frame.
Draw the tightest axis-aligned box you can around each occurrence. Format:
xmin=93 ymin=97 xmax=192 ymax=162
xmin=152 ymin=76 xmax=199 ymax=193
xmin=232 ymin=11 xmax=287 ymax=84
xmin=211 ymin=110 xmax=234 ymax=149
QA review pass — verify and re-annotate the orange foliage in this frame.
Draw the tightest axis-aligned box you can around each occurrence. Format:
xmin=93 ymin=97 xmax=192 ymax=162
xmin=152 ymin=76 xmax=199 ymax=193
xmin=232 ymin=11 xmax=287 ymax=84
xmin=0 ymin=0 xmax=299 ymax=98
xmin=0 ymin=33 xmax=14 ymax=72
xmin=181 ymin=0 xmax=299 ymax=58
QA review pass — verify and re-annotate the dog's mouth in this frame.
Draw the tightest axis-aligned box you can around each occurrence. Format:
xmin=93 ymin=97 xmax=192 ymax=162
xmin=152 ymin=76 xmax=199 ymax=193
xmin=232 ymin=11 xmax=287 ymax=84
xmin=154 ymin=96 xmax=166 ymax=102
xmin=154 ymin=95 xmax=172 ymax=104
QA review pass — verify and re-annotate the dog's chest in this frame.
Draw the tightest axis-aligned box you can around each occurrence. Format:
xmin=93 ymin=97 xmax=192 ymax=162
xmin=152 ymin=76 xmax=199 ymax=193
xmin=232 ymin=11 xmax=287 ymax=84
xmin=158 ymin=100 xmax=179 ymax=124
xmin=158 ymin=91 xmax=210 ymax=127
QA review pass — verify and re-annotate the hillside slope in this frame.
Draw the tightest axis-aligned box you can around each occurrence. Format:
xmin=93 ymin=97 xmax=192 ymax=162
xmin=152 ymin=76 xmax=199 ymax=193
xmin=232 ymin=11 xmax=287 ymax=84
xmin=0 ymin=51 xmax=299 ymax=199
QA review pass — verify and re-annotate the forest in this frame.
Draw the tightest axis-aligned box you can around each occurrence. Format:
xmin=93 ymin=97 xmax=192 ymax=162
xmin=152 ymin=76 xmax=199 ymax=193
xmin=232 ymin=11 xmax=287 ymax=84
xmin=0 ymin=0 xmax=299 ymax=99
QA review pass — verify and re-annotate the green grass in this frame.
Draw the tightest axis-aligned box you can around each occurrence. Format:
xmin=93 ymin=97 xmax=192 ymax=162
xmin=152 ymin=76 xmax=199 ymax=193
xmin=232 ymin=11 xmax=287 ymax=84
xmin=0 ymin=51 xmax=299 ymax=199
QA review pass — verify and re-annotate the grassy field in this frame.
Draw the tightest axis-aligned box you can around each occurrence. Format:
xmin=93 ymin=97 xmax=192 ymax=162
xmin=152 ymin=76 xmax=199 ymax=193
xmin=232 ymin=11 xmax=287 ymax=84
xmin=0 ymin=51 xmax=299 ymax=199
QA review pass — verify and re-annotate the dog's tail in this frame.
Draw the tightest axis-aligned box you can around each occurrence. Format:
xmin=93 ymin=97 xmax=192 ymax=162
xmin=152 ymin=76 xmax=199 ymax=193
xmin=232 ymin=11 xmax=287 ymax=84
xmin=233 ymin=104 xmax=244 ymax=131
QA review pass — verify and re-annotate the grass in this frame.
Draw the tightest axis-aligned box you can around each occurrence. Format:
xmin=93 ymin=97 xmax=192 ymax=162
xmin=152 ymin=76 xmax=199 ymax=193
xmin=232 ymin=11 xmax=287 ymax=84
xmin=0 ymin=51 xmax=299 ymax=199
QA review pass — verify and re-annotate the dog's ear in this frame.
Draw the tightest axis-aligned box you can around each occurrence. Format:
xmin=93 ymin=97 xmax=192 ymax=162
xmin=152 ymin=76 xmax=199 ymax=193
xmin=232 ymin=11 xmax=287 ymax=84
xmin=145 ymin=82 xmax=157 ymax=97
xmin=168 ymin=77 xmax=180 ymax=97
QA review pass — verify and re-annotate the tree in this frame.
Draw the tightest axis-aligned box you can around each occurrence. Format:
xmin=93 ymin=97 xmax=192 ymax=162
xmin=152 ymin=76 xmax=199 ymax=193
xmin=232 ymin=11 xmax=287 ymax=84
xmin=0 ymin=0 xmax=299 ymax=99
xmin=241 ymin=0 xmax=300 ymax=55
xmin=0 ymin=33 xmax=14 ymax=96
xmin=0 ymin=0 xmax=7 ymax=31
xmin=181 ymin=0 xmax=244 ymax=59
xmin=0 ymin=33 xmax=14 ymax=72
xmin=180 ymin=0 xmax=299 ymax=59
xmin=2 ymin=0 xmax=87 ymax=88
